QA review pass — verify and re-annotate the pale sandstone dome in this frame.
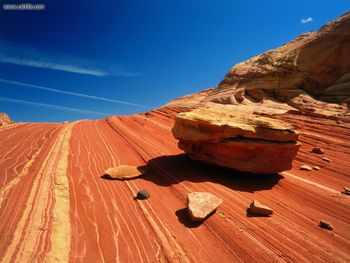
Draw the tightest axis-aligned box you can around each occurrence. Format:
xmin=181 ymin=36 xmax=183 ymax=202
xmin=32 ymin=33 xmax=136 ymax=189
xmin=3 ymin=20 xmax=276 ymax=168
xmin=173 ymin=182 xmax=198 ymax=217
xmin=203 ymin=11 xmax=350 ymax=119
xmin=165 ymin=12 xmax=350 ymax=120
xmin=172 ymin=107 xmax=300 ymax=174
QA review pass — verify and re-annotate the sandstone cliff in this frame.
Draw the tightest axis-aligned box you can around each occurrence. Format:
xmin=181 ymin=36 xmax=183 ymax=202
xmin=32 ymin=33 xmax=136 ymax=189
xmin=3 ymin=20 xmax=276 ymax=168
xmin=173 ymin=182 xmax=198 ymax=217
xmin=198 ymin=12 xmax=350 ymax=119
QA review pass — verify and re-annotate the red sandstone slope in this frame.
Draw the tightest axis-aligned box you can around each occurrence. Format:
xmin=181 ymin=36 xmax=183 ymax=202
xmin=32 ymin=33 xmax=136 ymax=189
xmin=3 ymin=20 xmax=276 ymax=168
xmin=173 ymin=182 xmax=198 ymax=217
xmin=0 ymin=108 xmax=350 ymax=262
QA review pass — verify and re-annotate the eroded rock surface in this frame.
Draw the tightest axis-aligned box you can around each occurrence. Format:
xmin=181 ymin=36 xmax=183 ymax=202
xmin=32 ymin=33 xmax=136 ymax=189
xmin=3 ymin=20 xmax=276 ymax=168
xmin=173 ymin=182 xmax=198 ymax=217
xmin=172 ymin=107 xmax=300 ymax=173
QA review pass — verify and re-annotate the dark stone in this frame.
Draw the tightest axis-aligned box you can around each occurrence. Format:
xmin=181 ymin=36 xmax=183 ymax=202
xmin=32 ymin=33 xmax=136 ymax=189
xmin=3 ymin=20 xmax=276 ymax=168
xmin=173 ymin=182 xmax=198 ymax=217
xmin=319 ymin=220 xmax=334 ymax=230
xmin=136 ymin=190 xmax=150 ymax=200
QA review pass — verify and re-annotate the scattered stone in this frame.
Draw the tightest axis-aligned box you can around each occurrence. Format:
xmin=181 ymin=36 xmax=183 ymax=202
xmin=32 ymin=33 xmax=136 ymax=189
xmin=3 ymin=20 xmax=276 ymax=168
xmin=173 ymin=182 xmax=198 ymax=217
xmin=172 ymin=107 xmax=300 ymax=174
xmin=187 ymin=192 xmax=223 ymax=222
xmin=249 ymin=200 xmax=273 ymax=216
xmin=313 ymin=166 xmax=320 ymax=170
xmin=342 ymin=187 xmax=350 ymax=195
xmin=319 ymin=220 xmax=334 ymax=230
xmin=104 ymin=165 xmax=144 ymax=180
xmin=322 ymin=157 xmax=332 ymax=162
xmin=136 ymin=190 xmax=150 ymax=200
xmin=310 ymin=147 xmax=324 ymax=154
xmin=300 ymin=165 xmax=313 ymax=171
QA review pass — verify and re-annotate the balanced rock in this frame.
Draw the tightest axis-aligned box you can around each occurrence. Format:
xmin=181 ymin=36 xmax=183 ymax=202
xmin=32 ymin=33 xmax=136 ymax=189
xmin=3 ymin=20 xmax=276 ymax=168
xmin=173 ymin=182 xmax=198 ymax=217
xmin=187 ymin=192 xmax=223 ymax=222
xmin=172 ymin=107 xmax=300 ymax=174
xmin=104 ymin=165 xmax=144 ymax=180
xmin=249 ymin=200 xmax=273 ymax=216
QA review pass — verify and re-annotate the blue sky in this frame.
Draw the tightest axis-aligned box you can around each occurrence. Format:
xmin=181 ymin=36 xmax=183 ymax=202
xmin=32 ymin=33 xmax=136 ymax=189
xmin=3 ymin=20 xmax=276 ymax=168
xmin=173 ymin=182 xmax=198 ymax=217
xmin=0 ymin=0 xmax=349 ymax=122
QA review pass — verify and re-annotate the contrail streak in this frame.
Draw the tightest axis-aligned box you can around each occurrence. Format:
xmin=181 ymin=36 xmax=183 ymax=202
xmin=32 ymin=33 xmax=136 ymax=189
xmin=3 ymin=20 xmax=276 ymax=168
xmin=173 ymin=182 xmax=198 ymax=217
xmin=0 ymin=78 xmax=149 ymax=109
xmin=0 ymin=97 xmax=113 ymax=116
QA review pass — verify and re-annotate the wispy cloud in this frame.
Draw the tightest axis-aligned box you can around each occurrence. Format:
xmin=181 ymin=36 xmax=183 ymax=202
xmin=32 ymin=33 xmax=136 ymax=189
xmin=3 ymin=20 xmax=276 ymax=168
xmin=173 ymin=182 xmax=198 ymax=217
xmin=0 ymin=39 xmax=138 ymax=77
xmin=0 ymin=78 xmax=149 ymax=109
xmin=0 ymin=97 xmax=113 ymax=116
xmin=301 ymin=17 xmax=313 ymax=24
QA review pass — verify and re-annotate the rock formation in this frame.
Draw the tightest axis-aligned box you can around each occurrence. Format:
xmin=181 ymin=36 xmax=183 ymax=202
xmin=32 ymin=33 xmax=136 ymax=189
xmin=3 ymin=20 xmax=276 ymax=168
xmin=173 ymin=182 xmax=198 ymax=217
xmin=0 ymin=112 xmax=13 ymax=126
xmin=172 ymin=107 xmax=300 ymax=173
xmin=164 ymin=12 xmax=350 ymax=119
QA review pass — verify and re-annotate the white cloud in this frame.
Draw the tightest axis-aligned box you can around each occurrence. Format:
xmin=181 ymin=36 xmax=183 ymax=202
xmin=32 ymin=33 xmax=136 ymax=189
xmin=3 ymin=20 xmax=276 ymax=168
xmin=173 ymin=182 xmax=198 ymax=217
xmin=0 ymin=78 xmax=149 ymax=108
xmin=0 ymin=96 xmax=112 ymax=116
xmin=0 ymin=39 xmax=138 ymax=77
xmin=301 ymin=17 xmax=313 ymax=24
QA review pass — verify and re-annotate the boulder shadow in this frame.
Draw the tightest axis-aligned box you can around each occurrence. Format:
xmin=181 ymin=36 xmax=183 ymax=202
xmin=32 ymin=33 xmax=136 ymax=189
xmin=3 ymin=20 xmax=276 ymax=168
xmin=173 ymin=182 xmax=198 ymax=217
xmin=175 ymin=208 xmax=204 ymax=228
xmin=245 ymin=208 xmax=272 ymax=218
xmin=141 ymin=154 xmax=284 ymax=193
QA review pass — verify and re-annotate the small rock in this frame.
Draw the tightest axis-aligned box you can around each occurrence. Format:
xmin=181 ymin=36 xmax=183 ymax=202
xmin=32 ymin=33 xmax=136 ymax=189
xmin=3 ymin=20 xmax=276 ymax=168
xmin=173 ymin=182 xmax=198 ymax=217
xmin=104 ymin=165 xmax=144 ymax=180
xmin=136 ymin=190 xmax=150 ymax=200
xmin=322 ymin=157 xmax=332 ymax=162
xmin=249 ymin=200 xmax=273 ymax=216
xmin=319 ymin=220 xmax=334 ymax=230
xmin=342 ymin=187 xmax=350 ymax=195
xmin=300 ymin=165 xmax=313 ymax=171
xmin=187 ymin=192 xmax=223 ymax=222
xmin=313 ymin=166 xmax=320 ymax=170
xmin=310 ymin=147 xmax=324 ymax=154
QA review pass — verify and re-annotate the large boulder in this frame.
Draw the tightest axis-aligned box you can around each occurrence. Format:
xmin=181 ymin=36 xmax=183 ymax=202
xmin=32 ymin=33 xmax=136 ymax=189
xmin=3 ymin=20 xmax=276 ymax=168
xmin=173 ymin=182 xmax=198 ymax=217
xmin=172 ymin=107 xmax=300 ymax=174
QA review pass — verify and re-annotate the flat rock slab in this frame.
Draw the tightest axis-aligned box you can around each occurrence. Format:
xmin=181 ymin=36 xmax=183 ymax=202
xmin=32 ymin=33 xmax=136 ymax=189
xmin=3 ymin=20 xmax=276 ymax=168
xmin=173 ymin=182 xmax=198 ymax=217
xmin=187 ymin=192 xmax=223 ymax=222
xmin=249 ymin=200 xmax=273 ymax=216
xmin=300 ymin=165 xmax=313 ymax=171
xmin=104 ymin=165 xmax=144 ymax=180
xmin=172 ymin=107 xmax=300 ymax=174
xmin=322 ymin=157 xmax=332 ymax=162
